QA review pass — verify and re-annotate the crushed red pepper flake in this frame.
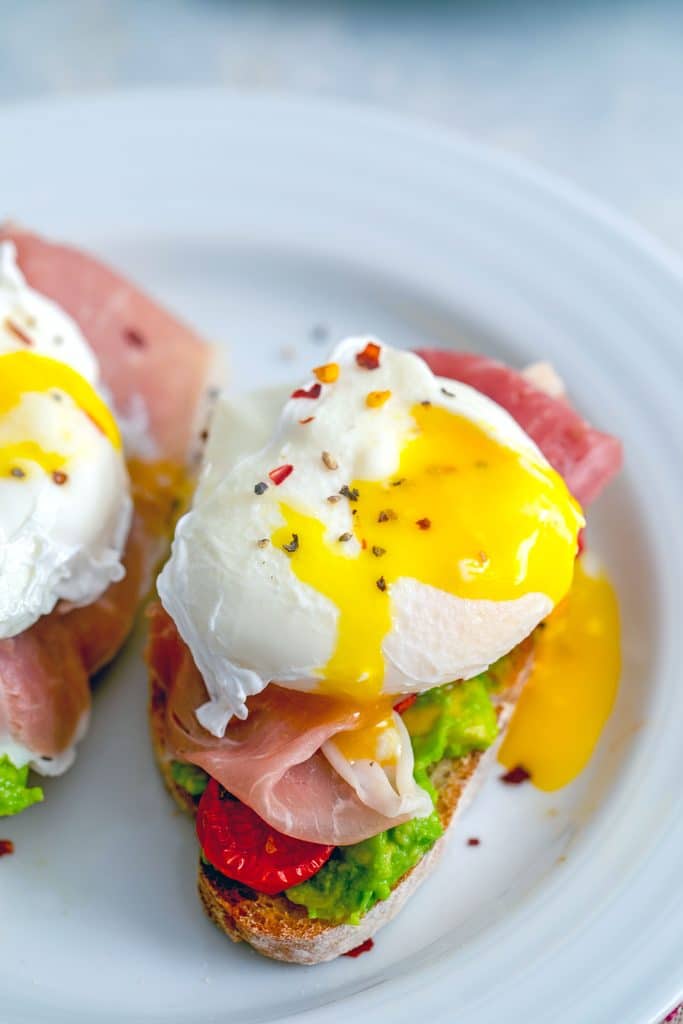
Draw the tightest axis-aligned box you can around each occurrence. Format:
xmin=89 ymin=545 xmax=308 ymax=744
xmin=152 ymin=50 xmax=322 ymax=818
xmin=416 ymin=517 xmax=431 ymax=530
xmin=344 ymin=937 xmax=374 ymax=958
xmin=376 ymin=576 xmax=387 ymax=592
xmin=299 ymin=416 xmax=315 ymax=425
xmin=393 ymin=693 xmax=417 ymax=714
xmin=500 ymin=764 xmax=531 ymax=785
xmin=366 ymin=389 xmax=391 ymax=409
xmin=4 ymin=318 xmax=33 ymax=346
xmin=123 ymin=326 xmax=146 ymax=348
xmin=467 ymin=837 xmax=481 ymax=847
xmin=291 ymin=382 xmax=322 ymax=400
xmin=313 ymin=362 xmax=339 ymax=384
xmin=355 ymin=341 xmax=381 ymax=370
xmin=268 ymin=464 xmax=294 ymax=486
xmin=0 ymin=839 xmax=14 ymax=858
xmin=52 ymin=471 xmax=68 ymax=486
xmin=282 ymin=533 xmax=299 ymax=554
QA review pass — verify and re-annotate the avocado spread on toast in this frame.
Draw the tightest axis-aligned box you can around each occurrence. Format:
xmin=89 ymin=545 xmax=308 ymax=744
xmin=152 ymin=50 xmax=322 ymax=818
xmin=173 ymin=668 xmax=501 ymax=925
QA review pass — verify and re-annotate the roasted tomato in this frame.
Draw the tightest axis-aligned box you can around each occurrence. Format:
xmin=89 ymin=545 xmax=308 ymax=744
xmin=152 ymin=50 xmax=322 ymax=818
xmin=196 ymin=779 xmax=334 ymax=895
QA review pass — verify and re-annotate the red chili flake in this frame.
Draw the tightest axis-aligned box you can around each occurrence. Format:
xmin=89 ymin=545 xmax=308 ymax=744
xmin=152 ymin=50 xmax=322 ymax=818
xmin=268 ymin=464 xmax=293 ymax=486
xmin=361 ymin=538 xmax=367 ymax=550
xmin=577 ymin=527 xmax=586 ymax=557
xmin=313 ymin=362 xmax=339 ymax=384
xmin=416 ymin=518 xmax=431 ymax=530
xmin=355 ymin=341 xmax=381 ymax=370
xmin=123 ymin=326 xmax=146 ymax=348
xmin=393 ymin=693 xmax=417 ymax=715
xmin=4 ymin=318 xmax=33 ymax=346
xmin=500 ymin=764 xmax=531 ymax=785
xmin=299 ymin=416 xmax=315 ymax=425
xmin=467 ymin=837 xmax=481 ymax=847
xmin=52 ymin=471 xmax=68 ymax=486
xmin=344 ymin=938 xmax=374 ymax=958
xmin=291 ymin=383 xmax=322 ymax=400
xmin=0 ymin=839 xmax=14 ymax=857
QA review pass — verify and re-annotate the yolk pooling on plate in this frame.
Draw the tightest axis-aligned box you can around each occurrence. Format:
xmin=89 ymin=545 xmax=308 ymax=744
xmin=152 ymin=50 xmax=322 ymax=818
xmin=272 ymin=403 xmax=583 ymax=701
xmin=499 ymin=556 xmax=621 ymax=790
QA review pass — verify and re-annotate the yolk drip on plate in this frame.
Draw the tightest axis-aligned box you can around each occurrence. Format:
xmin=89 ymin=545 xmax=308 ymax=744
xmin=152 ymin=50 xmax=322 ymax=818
xmin=0 ymin=350 xmax=121 ymax=477
xmin=499 ymin=557 xmax=621 ymax=790
xmin=272 ymin=402 xmax=583 ymax=700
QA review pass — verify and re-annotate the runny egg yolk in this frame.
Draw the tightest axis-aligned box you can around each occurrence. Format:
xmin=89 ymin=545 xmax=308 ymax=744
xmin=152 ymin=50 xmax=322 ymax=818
xmin=0 ymin=350 xmax=121 ymax=477
xmin=332 ymin=701 xmax=400 ymax=766
xmin=499 ymin=557 xmax=621 ymax=790
xmin=272 ymin=403 xmax=583 ymax=701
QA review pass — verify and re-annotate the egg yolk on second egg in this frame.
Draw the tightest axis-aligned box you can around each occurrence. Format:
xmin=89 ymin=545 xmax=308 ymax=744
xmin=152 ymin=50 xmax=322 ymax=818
xmin=0 ymin=350 xmax=121 ymax=477
xmin=272 ymin=403 xmax=583 ymax=700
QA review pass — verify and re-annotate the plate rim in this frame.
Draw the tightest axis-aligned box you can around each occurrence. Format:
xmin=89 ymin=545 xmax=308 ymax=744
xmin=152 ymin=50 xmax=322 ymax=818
xmin=1 ymin=88 xmax=681 ymax=1024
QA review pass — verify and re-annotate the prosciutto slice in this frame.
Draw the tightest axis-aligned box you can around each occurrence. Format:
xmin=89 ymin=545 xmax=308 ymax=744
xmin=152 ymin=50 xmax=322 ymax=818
xmin=148 ymin=605 xmax=427 ymax=846
xmin=416 ymin=349 xmax=622 ymax=506
xmin=0 ymin=227 xmax=214 ymax=769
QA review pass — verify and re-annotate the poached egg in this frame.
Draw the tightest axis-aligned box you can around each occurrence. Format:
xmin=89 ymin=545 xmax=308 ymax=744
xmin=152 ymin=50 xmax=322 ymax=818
xmin=159 ymin=337 xmax=584 ymax=741
xmin=0 ymin=242 xmax=132 ymax=640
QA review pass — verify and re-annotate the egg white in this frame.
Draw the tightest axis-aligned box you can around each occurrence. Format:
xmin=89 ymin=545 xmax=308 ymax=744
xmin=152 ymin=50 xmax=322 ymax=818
xmin=159 ymin=338 xmax=555 ymax=735
xmin=0 ymin=244 xmax=132 ymax=639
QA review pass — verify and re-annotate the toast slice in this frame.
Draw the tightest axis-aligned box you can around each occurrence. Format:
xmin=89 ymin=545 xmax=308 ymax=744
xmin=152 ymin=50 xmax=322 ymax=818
xmin=149 ymin=636 xmax=534 ymax=964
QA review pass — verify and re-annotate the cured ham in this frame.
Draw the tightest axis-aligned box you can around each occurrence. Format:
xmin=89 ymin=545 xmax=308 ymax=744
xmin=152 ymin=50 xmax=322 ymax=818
xmin=416 ymin=349 xmax=622 ymax=506
xmin=0 ymin=228 xmax=213 ymax=773
xmin=0 ymin=226 xmax=213 ymax=462
xmin=148 ymin=605 xmax=429 ymax=845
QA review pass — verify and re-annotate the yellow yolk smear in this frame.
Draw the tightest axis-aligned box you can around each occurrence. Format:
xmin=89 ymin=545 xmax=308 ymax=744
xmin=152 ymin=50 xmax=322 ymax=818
xmin=272 ymin=403 xmax=583 ymax=701
xmin=0 ymin=350 xmax=121 ymax=477
xmin=331 ymin=699 xmax=400 ymax=766
xmin=499 ymin=557 xmax=621 ymax=790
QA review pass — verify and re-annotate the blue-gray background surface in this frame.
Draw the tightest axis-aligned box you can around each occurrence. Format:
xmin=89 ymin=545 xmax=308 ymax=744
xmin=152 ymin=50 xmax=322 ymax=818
xmin=1 ymin=0 xmax=681 ymax=252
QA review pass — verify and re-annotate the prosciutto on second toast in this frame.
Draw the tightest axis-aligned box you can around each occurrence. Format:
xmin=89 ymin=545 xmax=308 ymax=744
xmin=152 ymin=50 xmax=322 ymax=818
xmin=0 ymin=227 xmax=215 ymax=776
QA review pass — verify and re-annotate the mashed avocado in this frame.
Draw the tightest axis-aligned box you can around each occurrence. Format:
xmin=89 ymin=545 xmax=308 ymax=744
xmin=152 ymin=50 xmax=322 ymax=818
xmin=286 ymin=674 xmax=498 ymax=923
xmin=0 ymin=755 xmax=43 ymax=817
xmin=171 ymin=760 xmax=209 ymax=797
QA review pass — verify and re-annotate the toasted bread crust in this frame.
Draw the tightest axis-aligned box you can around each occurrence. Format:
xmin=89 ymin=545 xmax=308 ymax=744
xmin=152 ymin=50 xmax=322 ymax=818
xmin=149 ymin=635 xmax=534 ymax=964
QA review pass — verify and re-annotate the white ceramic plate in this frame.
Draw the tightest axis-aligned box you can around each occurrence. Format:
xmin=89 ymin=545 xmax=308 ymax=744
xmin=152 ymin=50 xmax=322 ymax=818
xmin=1 ymin=91 xmax=682 ymax=1024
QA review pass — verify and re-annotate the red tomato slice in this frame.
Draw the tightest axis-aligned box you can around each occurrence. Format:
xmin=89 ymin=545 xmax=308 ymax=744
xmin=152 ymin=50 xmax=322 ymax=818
xmin=196 ymin=779 xmax=334 ymax=895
